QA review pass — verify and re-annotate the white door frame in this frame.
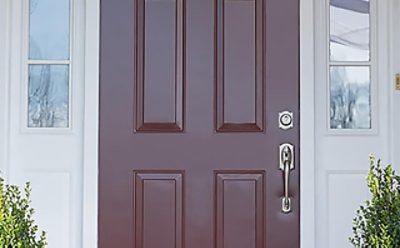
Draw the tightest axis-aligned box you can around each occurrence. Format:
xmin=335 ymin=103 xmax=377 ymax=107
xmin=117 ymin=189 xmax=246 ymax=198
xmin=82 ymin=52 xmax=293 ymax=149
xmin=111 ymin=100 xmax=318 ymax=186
xmin=299 ymin=0 xmax=316 ymax=247
xmin=0 ymin=0 xmax=11 ymax=179
xmin=4 ymin=0 xmax=396 ymax=247
xmin=79 ymin=0 xmax=319 ymax=247
xmin=79 ymin=0 xmax=321 ymax=247
xmin=0 ymin=0 xmax=322 ymax=247
xmin=82 ymin=0 xmax=100 ymax=247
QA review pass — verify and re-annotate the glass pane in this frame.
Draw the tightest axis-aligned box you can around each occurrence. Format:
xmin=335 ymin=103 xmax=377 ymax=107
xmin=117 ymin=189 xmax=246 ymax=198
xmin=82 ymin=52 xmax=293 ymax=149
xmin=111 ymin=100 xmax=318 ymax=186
xmin=29 ymin=0 xmax=70 ymax=60
xmin=28 ymin=65 xmax=69 ymax=128
xmin=330 ymin=66 xmax=371 ymax=129
xmin=330 ymin=0 xmax=370 ymax=61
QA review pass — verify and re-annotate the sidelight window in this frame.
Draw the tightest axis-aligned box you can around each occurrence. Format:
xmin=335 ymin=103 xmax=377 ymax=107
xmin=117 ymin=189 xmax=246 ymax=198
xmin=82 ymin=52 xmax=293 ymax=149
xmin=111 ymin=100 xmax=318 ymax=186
xmin=27 ymin=0 xmax=71 ymax=128
xmin=329 ymin=0 xmax=373 ymax=130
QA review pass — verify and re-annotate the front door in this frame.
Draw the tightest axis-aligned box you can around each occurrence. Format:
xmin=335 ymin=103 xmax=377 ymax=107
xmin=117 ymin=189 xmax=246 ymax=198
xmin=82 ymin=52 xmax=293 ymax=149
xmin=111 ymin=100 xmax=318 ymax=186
xmin=99 ymin=0 xmax=299 ymax=247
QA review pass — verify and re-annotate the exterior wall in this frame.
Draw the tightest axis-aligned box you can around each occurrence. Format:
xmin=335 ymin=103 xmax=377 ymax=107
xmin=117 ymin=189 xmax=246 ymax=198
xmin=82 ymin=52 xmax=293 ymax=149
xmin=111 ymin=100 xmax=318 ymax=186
xmin=392 ymin=1 xmax=400 ymax=170
xmin=0 ymin=0 xmax=9 ymax=176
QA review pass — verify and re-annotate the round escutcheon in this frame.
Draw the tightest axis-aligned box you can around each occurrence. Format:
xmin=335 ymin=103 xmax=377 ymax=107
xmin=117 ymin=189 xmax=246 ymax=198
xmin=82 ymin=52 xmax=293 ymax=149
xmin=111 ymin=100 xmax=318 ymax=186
xmin=279 ymin=111 xmax=293 ymax=130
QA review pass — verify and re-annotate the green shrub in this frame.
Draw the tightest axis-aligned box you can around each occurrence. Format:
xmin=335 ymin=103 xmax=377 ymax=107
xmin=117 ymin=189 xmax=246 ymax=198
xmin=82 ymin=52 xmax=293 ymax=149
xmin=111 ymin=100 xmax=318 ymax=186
xmin=349 ymin=155 xmax=400 ymax=248
xmin=0 ymin=177 xmax=47 ymax=248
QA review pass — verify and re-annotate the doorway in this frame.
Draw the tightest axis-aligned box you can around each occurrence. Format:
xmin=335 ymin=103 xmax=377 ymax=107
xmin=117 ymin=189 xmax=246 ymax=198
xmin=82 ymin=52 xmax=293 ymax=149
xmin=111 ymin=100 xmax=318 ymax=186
xmin=98 ymin=0 xmax=300 ymax=247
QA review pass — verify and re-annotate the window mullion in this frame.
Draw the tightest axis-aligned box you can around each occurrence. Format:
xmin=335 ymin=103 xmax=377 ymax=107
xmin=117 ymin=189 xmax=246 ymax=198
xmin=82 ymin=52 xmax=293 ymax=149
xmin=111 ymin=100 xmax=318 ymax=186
xmin=28 ymin=60 xmax=70 ymax=65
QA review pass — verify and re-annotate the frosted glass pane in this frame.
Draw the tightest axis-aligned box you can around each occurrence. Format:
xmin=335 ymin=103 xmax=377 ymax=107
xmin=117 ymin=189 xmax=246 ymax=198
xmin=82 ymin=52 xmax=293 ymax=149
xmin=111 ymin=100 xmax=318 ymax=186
xmin=29 ymin=0 xmax=70 ymax=60
xmin=28 ymin=65 xmax=69 ymax=128
xmin=330 ymin=66 xmax=371 ymax=129
xmin=330 ymin=0 xmax=370 ymax=61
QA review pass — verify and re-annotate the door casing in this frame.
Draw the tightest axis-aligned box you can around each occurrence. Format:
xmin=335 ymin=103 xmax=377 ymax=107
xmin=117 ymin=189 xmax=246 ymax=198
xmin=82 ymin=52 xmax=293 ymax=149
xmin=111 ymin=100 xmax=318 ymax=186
xmin=3 ymin=0 xmax=397 ymax=247
xmin=0 ymin=0 xmax=309 ymax=246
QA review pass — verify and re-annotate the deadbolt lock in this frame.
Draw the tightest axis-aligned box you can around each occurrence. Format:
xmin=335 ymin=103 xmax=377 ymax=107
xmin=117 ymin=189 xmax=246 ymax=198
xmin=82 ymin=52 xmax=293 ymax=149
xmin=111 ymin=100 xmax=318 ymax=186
xmin=279 ymin=111 xmax=294 ymax=130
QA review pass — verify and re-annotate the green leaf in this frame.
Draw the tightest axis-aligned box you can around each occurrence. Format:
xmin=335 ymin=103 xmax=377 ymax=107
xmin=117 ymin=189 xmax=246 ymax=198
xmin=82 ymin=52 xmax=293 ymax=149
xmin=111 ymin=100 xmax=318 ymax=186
xmin=0 ymin=176 xmax=47 ymax=248
xmin=349 ymin=155 xmax=400 ymax=247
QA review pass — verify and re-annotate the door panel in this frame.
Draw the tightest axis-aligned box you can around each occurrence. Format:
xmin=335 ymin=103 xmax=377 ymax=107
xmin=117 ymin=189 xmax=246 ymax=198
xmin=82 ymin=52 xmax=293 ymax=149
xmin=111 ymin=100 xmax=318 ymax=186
xmin=215 ymin=172 xmax=265 ymax=248
xmin=136 ymin=0 xmax=185 ymax=131
xmin=99 ymin=0 xmax=299 ymax=247
xmin=216 ymin=0 xmax=264 ymax=131
xmin=134 ymin=172 xmax=184 ymax=248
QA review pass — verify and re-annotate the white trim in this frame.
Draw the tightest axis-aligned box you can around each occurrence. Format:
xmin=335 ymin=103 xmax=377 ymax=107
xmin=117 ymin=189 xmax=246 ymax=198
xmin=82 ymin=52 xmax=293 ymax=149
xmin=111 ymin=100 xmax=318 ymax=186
xmin=82 ymin=0 xmax=100 ymax=247
xmin=81 ymin=1 xmax=315 ymax=247
xmin=27 ymin=60 xmax=71 ymax=65
xmin=390 ymin=0 xmax=400 ymax=168
xmin=312 ymin=0 xmax=392 ymax=246
xmin=0 ymin=0 xmax=324 ymax=246
xmin=300 ymin=0 xmax=316 ymax=247
xmin=0 ymin=0 xmax=11 ymax=179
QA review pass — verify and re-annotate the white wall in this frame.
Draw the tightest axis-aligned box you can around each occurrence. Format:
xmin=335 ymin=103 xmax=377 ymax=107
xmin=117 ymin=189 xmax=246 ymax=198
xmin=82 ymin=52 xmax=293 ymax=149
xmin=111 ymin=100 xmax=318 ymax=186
xmin=0 ymin=0 xmax=10 ymax=176
xmin=314 ymin=1 xmax=394 ymax=247
xmin=0 ymin=0 xmax=88 ymax=247
xmin=392 ymin=1 xmax=400 ymax=169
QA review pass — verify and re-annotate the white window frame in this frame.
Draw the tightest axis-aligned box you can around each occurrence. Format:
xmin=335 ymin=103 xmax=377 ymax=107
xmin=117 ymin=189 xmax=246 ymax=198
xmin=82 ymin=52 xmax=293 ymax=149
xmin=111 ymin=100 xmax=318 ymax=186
xmin=20 ymin=0 xmax=75 ymax=133
xmin=325 ymin=0 xmax=379 ymax=135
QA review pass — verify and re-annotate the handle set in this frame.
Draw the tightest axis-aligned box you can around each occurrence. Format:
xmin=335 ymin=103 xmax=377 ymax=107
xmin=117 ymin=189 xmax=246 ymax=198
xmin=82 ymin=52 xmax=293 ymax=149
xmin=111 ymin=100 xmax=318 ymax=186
xmin=279 ymin=143 xmax=294 ymax=213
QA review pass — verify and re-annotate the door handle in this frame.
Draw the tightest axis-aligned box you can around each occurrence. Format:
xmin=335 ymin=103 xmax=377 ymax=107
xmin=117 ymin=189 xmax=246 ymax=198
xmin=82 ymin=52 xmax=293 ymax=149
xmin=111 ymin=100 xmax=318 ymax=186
xmin=279 ymin=143 xmax=294 ymax=213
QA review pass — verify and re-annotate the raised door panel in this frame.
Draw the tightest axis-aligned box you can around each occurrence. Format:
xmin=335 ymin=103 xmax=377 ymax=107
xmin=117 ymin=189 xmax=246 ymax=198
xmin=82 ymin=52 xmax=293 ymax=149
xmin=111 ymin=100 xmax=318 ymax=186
xmin=215 ymin=172 xmax=265 ymax=248
xmin=134 ymin=172 xmax=184 ymax=248
xmin=135 ymin=0 xmax=185 ymax=132
xmin=215 ymin=0 xmax=264 ymax=132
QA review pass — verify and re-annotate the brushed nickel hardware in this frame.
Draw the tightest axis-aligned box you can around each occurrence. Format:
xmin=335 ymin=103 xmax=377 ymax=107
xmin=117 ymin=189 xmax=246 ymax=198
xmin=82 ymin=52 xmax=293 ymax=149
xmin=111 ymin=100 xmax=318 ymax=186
xmin=279 ymin=143 xmax=294 ymax=213
xmin=279 ymin=111 xmax=294 ymax=130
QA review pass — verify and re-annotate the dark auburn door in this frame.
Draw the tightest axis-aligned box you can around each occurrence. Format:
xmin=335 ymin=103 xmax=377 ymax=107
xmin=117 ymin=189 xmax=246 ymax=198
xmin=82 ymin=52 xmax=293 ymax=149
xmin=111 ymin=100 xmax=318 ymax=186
xmin=99 ymin=0 xmax=299 ymax=247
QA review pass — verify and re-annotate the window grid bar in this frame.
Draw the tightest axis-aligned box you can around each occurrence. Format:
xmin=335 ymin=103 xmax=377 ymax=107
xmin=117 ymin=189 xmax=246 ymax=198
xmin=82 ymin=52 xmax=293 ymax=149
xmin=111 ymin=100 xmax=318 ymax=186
xmin=329 ymin=61 xmax=371 ymax=67
xmin=28 ymin=60 xmax=70 ymax=65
